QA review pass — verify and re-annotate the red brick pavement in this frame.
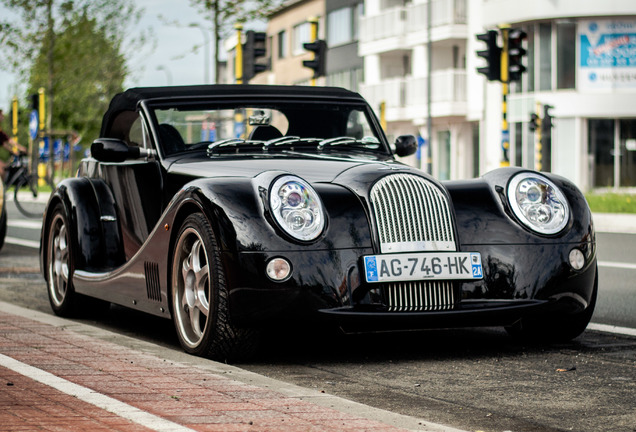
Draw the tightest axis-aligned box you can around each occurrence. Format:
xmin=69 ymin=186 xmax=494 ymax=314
xmin=0 ymin=309 xmax=412 ymax=432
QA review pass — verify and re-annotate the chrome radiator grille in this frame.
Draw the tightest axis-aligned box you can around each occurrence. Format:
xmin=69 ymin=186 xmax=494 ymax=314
xmin=370 ymin=174 xmax=458 ymax=312
xmin=383 ymin=281 xmax=455 ymax=312
xmin=370 ymin=174 xmax=456 ymax=253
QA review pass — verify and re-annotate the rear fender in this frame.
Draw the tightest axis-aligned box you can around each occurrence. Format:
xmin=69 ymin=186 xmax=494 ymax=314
xmin=41 ymin=178 xmax=124 ymax=274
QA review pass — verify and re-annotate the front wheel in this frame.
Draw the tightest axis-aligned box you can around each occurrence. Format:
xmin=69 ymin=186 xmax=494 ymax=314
xmin=171 ymin=213 xmax=258 ymax=361
xmin=506 ymin=267 xmax=598 ymax=343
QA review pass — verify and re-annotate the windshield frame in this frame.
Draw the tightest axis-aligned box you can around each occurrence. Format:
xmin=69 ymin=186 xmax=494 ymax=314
xmin=139 ymin=96 xmax=391 ymax=159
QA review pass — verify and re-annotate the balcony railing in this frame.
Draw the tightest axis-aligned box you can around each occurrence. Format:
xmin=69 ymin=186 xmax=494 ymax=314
xmin=360 ymin=69 xmax=467 ymax=117
xmin=360 ymin=0 xmax=467 ymax=44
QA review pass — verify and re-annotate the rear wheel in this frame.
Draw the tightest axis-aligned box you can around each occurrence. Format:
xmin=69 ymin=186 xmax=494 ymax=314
xmin=171 ymin=213 xmax=257 ymax=361
xmin=506 ymin=267 xmax=598 ymax=342
xmin=46 ymin=205 xmax=77 ymax=316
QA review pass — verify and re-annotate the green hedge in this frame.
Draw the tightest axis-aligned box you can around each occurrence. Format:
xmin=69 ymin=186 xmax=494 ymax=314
xmin=585 ymin=193 xmax=636 ymax=214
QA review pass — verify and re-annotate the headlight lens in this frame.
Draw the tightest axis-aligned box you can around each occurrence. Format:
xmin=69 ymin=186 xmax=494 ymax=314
xmin=270 ymin=176 xmax=325 ymax=241
xmin=507 ymin=173 xmax=569 ymax=235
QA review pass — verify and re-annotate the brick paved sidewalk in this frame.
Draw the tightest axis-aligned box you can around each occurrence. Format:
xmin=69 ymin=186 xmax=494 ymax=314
xmin=0 ymin=305 xmax=429 ymax=432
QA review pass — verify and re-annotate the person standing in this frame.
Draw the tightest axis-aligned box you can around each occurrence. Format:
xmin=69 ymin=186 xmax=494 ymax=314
xmin=0 ymin=109 xmax=25 ymax=180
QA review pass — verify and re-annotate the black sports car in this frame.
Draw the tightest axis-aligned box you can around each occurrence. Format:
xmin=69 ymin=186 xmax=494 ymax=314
xmin=40 ymin=85 xmax=597 ymax=361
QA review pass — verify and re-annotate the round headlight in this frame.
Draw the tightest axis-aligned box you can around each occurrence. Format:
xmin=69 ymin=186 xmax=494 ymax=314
xmin=507 ymin=173 xmax=569 ymax=235
xmin=270 ymin=176 xmax=325 ymax=241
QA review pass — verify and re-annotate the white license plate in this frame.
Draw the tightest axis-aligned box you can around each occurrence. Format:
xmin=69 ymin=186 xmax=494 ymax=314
xmin=363 ymin=252 xmax=483 ymax=283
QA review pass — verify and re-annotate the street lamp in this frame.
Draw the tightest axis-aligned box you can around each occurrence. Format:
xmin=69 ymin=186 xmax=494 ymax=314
xmin=156 ymin=65 xmax=173 ymax=86
xmin=189 ymin=23 xmax=211 ymax=84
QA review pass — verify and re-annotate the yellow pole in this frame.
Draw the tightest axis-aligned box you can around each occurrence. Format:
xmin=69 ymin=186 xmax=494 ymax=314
xmin=499 ymin=25 xmax=510 ymax=167
xmin=308 ymin=17 xmax=318 ymax=87
xmin=235 ymin=24 xmax=243 ymax=84
xmin=38 ymin=87 xmax=46 ymax=186
xmin=535 ymin=102 xmax=542 ymax=171
xmin=11 ymin=96 xmax=18 ymax=150
xmin=379 ymin=101 xmax=386 ymax=131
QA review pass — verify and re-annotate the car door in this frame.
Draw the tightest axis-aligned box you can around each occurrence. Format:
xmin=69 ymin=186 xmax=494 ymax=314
xmin=98 ymin=111 xmax=163 ymax=261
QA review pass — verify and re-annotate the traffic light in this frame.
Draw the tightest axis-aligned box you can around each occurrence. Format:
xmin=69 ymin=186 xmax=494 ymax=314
xmin=302 ymin=39 xmax=326 ymax=79
xmin=476 ymin=30 xmax=501 ymax=81
xmin=529 ymin=113 xmax=539 ymax=132
xmin=30 ymin=93 xmax=39 ymax=111
xmin=242 ymin=30 xmax=267 ymax=83
xmin=541 ymin=105 xmax=553 ymax=135
xmin=507 ymin=28 xmax=527 ymax=81
xmin=540 ymin=105 xmax=553 ymax=171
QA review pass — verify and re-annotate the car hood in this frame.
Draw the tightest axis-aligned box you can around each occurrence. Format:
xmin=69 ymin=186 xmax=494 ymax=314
xmin=166 ymin=153 xmax=404 ymax=184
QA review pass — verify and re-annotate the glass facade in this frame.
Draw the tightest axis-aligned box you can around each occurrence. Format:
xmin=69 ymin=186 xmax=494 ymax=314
xmin=588 ymin=119 xmax=636 ymax=188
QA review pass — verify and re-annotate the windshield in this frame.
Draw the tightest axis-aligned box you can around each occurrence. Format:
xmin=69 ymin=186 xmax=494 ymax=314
xmin=147 ymin=101 xmax=388 ymax=157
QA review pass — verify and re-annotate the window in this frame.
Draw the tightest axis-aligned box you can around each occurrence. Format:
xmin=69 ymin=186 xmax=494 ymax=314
xmin=277 ymin=30 xmax=287 ymax=59
xmin=328 ymin=7 xmax=353 ymax=46
xmin=437 ymin=131 xmax=451 ymax=180
xmin=539 ymin=23 xmax=552 ymax=91
xmin=556 ymin=22 xmax=576 ymax=89
xmin=293 ymin=22 xmax=311 ymax=55
xmin=526 ymin=26 xmax=535 ymax=92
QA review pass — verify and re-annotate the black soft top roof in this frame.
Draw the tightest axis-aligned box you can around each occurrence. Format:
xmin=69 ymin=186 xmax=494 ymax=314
xmin=100 ymin=84 xmax=365 ymax=137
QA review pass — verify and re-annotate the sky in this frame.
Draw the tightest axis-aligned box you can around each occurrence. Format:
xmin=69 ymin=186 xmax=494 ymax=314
xmin=0 ymin=0 xmax=231 ymax=111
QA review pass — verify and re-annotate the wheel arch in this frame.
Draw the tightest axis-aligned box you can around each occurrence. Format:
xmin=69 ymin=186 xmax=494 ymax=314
xmin=40 ymin=178 xmax=125 ymax=280
xmin=165 ymin=192 xmax=235 ymax=317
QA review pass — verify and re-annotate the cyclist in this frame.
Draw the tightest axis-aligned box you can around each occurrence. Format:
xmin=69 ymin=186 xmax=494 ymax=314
xmin=0 ymin=109 xmax=26 ymax=180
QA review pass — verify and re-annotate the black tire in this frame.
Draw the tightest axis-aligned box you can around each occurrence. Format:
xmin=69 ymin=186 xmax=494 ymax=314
xmin=506 ymin=267 xmax=598 ymax=343
xmin=14 ymin=174 xmax=43 ymax=218
xmin=171 ymin=213 xmax=258 ymax=361
xmin=45 ymin=204 xmax=78 ymax=316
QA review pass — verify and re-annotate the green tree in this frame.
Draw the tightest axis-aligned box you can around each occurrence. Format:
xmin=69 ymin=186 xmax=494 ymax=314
xmin=28 ymin=12 xmax=126 ymax=142
xmin=0 ymin=0 xmax=148 ymax=143
xmin=189 ymin=0 xmax=283 ymax=83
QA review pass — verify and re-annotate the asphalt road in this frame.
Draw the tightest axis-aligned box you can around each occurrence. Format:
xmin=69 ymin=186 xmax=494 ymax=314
xmin=1 ymin=202 xmax=635 ymax=432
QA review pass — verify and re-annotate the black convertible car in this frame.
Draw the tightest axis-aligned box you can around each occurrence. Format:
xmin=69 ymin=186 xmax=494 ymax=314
xmin=40 ymin=85 xmax=597 ymax=360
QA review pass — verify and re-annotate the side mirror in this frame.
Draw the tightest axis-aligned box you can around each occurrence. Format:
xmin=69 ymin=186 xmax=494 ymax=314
xmin=91 ymin=138 xmax=143 ymax=162
xmin=394 ymin=135 xmax=417 ymax=157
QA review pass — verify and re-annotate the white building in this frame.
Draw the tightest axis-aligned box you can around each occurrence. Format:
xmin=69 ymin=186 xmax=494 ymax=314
xmin=359 ymin=0 xmax=636 ymax=191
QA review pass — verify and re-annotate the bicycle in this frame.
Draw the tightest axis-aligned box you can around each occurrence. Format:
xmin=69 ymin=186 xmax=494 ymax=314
xmin=4 ymin=153 xmax=53 ymax=218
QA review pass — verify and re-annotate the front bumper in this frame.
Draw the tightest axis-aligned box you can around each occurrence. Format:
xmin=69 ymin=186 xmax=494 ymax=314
xmin=226 ymin=239 xmax=596 ymax=330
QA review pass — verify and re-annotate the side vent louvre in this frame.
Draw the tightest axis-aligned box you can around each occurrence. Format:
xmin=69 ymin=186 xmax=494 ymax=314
xmin=144 ymin=262 xmax=162 ymax=302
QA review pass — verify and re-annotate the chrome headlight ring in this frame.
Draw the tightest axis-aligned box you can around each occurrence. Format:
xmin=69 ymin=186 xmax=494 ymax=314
xmin=507 ymin=172 xmax=570 ymax=235
xmin=269 ymin=175 xmax=325 ymax=241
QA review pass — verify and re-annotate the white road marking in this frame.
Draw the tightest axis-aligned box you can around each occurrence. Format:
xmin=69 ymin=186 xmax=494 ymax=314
xmin=7 ymin=220 xmax=42 ymax=230
xmin=598 ymin=261 xmax=636 ymax=270
xmin=588 ymin=323 xmax=636 ymax=337
xmin=5 ymin=236 xmax=40 ymax=249
xmin=0 ymin=353 xmax=197 ymax=432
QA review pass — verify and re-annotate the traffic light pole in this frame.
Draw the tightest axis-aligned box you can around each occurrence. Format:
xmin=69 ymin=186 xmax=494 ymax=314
xmin=234 ymin=24 xmax=243 ymax=84
xmin=11 ymin=97 xmax=18 ymax=150
xmin=308 ymin=17 xmax=318 ymax=87
xmin=499 ymin=25 xmax=510 ymax=167
xmin=534 ymin=102 xmax=543 ymax=171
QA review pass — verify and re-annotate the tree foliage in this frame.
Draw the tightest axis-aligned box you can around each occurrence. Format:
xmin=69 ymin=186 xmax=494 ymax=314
xmin=0 ymin=0 xmax=149 ymax=143
xmin=28 ymin=12 xmax=126 ymax=140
